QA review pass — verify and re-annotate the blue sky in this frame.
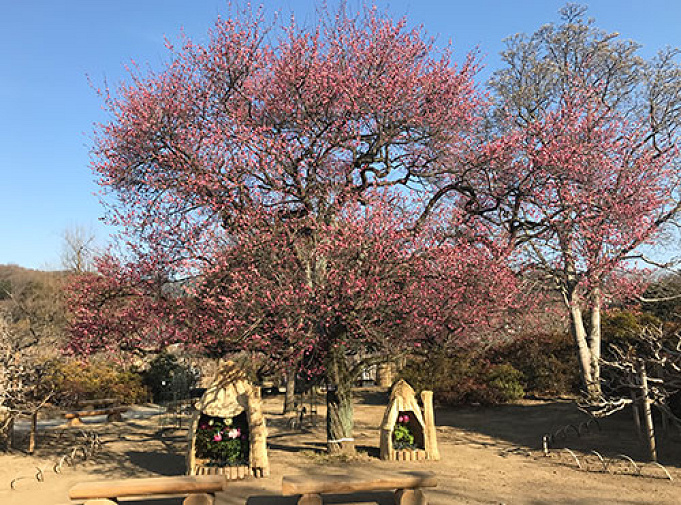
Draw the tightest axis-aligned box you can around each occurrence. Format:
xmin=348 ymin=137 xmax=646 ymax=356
xmin=1 ymin=0 xmax=680 ymax=270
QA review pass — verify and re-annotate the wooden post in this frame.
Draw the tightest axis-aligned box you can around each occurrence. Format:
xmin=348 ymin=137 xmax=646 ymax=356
xmin=636 ymin=359 xmax=657 ymax=462
xmin=377 ymin=362 xmax=393 ymax=388
xmin=283 ymin=371 xmax=296 ymax=415
xmin=629 ymin=382 xmax=642 ymax=439
xmin=247 ymin=385 xmax=270 ymax=476
xmin=421 ymin=391 xmax=440 ymax=461
xmin=28 ymin=411 xmax=38 ymax=454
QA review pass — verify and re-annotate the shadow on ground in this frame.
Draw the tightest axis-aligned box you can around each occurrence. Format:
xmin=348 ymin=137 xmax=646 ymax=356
xmin=246 ymin=490 xmax=394 ymax=504
xmin=436 ymin=400 xmax=681 ymax=467
xmin=354 ymin=388 xmax=390 ymax=406
xmin=126 ymin=450 xmax=185 ymax=475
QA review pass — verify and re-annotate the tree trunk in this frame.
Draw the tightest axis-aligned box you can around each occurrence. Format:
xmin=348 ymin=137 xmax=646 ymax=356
xmin=636 ymin=360 xmax=657 ymax=462
xmin=326 ymin=382 xmax=354 ymax=454
xmin=283 ymin=372 xmax=296 ymax=415
xmin=326 ymin=346 xmax=355 ymax=455
xmin=589 ymin=287 xmax=602 ymax=390
xmin=630 ymin=382 xmax=642 ymax=439
xmin=570 ymin=296 xmax=598 ymax=398
xmin=0 ymin=407 xmax=13 ymax=451
xmin=28 ymin=411 xmax=37 ymax=454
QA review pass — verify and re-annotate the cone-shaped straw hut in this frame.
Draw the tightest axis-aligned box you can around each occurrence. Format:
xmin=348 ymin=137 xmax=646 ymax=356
xmin=186 ymin=361 xmax=269 ymax=478
xmin=380 ymin=379 xmax=440 ymax=461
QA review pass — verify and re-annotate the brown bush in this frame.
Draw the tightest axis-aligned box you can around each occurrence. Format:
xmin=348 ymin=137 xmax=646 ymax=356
xmin=41 ymin=358 xmax=148 ymax=407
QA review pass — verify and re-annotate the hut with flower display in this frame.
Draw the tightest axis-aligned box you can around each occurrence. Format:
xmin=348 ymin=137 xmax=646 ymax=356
xmin=379 ymin=379 xmax=440 ymax=461
xmin=186 ymin=361 xmax=269 ymax=479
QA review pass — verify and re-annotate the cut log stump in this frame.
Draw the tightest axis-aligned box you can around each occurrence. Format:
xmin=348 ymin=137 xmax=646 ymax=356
xmin=395 ymin=488 xmax=428 ymax=505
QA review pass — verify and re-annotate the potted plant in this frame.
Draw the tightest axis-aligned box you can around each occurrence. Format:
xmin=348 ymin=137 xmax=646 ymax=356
xmin=194 ymin=412 xmax=250 ymax=466
xmin=393 ymin=413 xmax=417 ymax=450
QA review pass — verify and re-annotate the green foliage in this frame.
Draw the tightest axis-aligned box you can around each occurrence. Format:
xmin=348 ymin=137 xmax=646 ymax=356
xmin=393 ymin=424 xmax=414 ymax=448
xmin=393 ymin=412 xmax=416 ymax=449
xmin=601 ymin=309 xmax=662 ymax=351
xmin=194 ymin=412 xmax=249 ymax=465
xmin=399 ymin=352 xmax=525 ymax=406
xmin=486 ymin=364 xmax=525 ymax=400
xmin=142 ymin=353 xmax=198 ymax=402
xmin=641 ymin=274 xmax=681 ymax=324
xmin=489 ymin=333 xmax=581 ymax=395
xmin=42 ymin=358 xmax=148 ymax=406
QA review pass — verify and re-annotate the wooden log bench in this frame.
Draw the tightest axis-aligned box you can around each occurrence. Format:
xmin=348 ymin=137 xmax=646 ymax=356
xmin=68 ymin=475 xmax=226 ymax=505
xmin=282 ymin=471 xmax=437 ymax=505
xmin=63 ymin=406 xmax=129 ymax=427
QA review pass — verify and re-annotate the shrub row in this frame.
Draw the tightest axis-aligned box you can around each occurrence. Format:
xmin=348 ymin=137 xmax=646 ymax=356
xmin=399 ymin=332 xmax=583 ymax=406
xmin=39 ymin=352 xmax=198 ymax=407
xmin=41 ymin=358 xmax=148 ymax=407
xmin=398 ymin=353 xmax=525 ymax=406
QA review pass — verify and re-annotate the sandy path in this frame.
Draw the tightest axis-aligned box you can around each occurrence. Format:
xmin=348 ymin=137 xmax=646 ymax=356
xmin=1 ymin=390 xmax=679 ymax=504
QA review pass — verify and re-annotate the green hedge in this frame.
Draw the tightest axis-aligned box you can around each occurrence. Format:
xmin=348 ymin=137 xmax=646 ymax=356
xmin=488 ymin=332 xmax=581 ymax=396
xmin=399 ymin=352 xmax=524 ymax=405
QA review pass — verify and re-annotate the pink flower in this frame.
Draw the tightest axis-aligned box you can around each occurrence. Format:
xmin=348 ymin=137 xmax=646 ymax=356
xmin=228 ymin=428 xmax=239 ymax=439
xmin=213 ymin=433 xmax=222 ymax=442
xmin=403 ymin=415 xmax=409 ymax=422
xmin=398 ymin=415 xmax=404 ymax=423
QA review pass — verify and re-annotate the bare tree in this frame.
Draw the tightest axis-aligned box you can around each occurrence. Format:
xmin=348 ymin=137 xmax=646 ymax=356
xmin=582 ymin=326 xmax=681 ymax=461
xmin=0 ymin=267 xmax=65 ymax=451
xmin=0 ymin=309 xmax=54 ymax=452
xmin=61 ymin=225 xmax=98 ymax=274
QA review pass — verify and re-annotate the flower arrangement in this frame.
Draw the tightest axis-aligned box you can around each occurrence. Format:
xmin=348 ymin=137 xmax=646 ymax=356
xmin=194 ymin=412 xmax=249 ymax=466
xmin=393 ymin=412 xmax=417 ymax=450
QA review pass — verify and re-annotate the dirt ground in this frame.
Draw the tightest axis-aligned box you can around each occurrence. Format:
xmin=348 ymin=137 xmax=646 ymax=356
xmin=2 ymin=388 xmax=681 ymax=505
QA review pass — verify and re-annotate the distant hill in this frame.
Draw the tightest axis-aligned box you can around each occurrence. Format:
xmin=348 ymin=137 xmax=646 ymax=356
xmin=0 ymin=264 xmax=69 ymax=350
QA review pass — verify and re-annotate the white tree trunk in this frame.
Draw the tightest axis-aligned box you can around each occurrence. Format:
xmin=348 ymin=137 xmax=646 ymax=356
xmin=570 ymin=303 xmax=593 ymax=383
xmin=589 ymin=287 xmax=602 ymax=388
xmin=567 ymin=290 xmax=601 ymax=398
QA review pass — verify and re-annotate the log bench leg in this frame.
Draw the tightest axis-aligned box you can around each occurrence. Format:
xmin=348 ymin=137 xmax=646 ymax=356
xmin=395 ymin=488 xmax=427 ymax=505
xmin=298 ymin=493 xmax=323 ymax=505
xmin=184 ymin=493 xmax=215 ymax=505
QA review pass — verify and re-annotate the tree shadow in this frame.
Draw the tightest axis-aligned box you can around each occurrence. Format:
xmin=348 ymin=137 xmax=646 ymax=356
xmin=356 ymin=444 xmax=380 ymax=458
xmin=246 ymin=490 xmax=394 ymax=504
xmin=266 ymin=441 xmax=325 ymax=454
xmin=435 ymin=400 xmax=681 ymax=467
xmin=354 ymin=388 xmax=390 ymax=406
xmin=126 ymin=450 xmax=186 ymax=475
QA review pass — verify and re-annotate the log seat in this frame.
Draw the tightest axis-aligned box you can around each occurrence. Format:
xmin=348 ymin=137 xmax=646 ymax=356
xmin=282 ymin=471 xmax=437 ymax=505
xmin=63 ymin=406 xmax=129 ymax=427
xmin=68 ymin=475 xmax=226 ymax=505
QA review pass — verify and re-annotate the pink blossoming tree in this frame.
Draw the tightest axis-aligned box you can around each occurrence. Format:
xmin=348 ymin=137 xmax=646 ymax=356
xmin=423 ymin=6 xmax=681 ymax=397
xmin=70 ymin=6 xmax=520 ymax=453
